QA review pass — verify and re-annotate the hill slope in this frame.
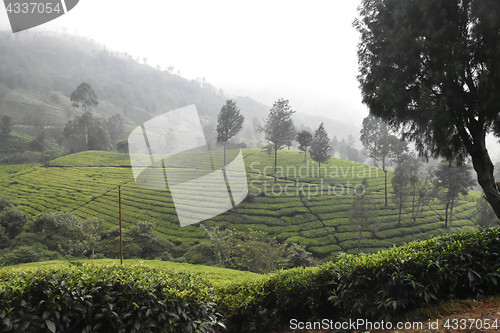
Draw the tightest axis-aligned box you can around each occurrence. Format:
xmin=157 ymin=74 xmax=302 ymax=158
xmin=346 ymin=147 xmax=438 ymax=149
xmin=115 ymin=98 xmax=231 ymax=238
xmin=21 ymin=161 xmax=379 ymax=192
xmin=0 ymin=149 xmax=479 ymax=259
xmin=0 ymin=32 xmax=359 ymax=147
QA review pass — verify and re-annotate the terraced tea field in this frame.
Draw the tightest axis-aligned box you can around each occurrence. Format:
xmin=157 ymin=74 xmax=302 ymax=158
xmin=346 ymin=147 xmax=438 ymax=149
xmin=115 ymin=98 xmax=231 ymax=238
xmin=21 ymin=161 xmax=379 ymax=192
xmin=1 ymin=259 xmax=263 ymax=287
xmin=0 ymin=149 xmax=479 ymax=258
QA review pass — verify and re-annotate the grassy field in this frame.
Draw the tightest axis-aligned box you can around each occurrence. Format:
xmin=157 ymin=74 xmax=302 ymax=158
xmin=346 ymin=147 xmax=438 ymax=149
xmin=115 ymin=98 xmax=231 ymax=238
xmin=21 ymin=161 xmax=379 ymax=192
xmin=0 ymin=149 xmax=480 ymax=258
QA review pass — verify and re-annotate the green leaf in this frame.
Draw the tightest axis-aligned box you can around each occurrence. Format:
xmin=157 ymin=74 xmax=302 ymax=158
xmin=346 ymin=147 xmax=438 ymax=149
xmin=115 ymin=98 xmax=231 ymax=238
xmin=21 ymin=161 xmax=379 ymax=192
xmin=46 ymin=319 xmax=56 ymax=333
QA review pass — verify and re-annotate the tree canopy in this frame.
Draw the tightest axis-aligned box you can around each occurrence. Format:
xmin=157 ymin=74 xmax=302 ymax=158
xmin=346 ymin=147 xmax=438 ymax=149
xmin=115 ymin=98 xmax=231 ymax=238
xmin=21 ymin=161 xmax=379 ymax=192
xmin=360 ymin=114 xmax=408 ymax=205
xmin=433 ymin=161 xmax=475 ymax=231
xmin=355 ymin=0 xmax=500 ymax=216
xmin=70 ymin=82 xmax=98 ymax=113
xmin=260 ymin=98 xmax=296 ymax=183
xmin=216 ymin=100 xmax=244 ymax=146
xmin=296 ymin=130 xmax=313 ymax=161
xmin=309 ymin=123 xmax=331 ymax=176
xmin=216 ymin=100 xmax=244 ymax=167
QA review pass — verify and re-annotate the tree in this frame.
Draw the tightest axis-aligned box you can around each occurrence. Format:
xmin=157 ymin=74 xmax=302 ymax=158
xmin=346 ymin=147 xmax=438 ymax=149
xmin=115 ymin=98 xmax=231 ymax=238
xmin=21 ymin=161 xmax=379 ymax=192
xmin=296 ymin=130 xmax=313 ymax=161
xmin=434 ymin=161 xmax=475 ymax=233
xmin=309 ymin=123 xmax=332 ymax=177
xmin=216 ymin=100 xmax=244 ymax=167
xmin=105 ymin=114 xmax=126 ymax=145
xmin=70 ymin=82 xmax=98 ymax=113
xmin=70 ymin=82 xmax=99 ymax=150
xmin=338 ymin=138 xmax=348 ymax=159
xmin=80 ymin=218 xmax=101 ymax=259
xmin=409 ymin=172 xmax=434 ymax=241
xmin=475 ymin=196 xmax=500 ymax=228
xmin=260 ymin=98 xmax=296 ymax=183
xmin=0 ymin=115 xmax=12 ymax=136
xmin=63 ymin=112 xmax=111 ymax=152
xmin=392 ymin=154 xmax=420 ymax=226
xmin=200 ymin=224 xmax=235 ymax=268
xmin=349 ymin=179 xmax=373 ymax=254
xmin=230 ymin=230 xmax=286 ymax=274
xmin=0 ymin=196 xmax=13 ymax=211
xmin=360 ymin=115 xmax=407 ymax=205
xmin=127 ymin=221 xmax=170 ymax=258
xmin=28 ymin=131 xmax=45 ymax=152
xmin=355 ymin=0 xmax=500 ymax=218
xmin=0 ymin=207 xmax=26 ymax=239
xmin=116 ymin=139 xmax=129 ymax=153
xmin=30 ymin=212 xmax=88 ymax=256
xmin=281 ymin=243 xmax=314 ymax=269
xmin=330 ymin=136 xmax=339 ymax=158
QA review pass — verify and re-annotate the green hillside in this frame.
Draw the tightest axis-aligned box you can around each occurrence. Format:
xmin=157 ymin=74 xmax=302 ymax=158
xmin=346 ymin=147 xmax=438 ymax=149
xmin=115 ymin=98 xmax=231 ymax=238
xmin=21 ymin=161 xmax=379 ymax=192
xmin=0 ymin=149 xmax=479 ymax=259
xmin=2 ymin=258 xmax=262 ymax=288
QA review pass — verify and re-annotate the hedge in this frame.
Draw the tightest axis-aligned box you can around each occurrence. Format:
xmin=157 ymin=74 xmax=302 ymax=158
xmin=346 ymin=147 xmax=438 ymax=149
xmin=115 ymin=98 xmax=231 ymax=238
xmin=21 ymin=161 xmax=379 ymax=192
xmin=217 ymin=228 xmax=500 ymax=332
xmin=0 ymin=265 xmax=224 ymax=333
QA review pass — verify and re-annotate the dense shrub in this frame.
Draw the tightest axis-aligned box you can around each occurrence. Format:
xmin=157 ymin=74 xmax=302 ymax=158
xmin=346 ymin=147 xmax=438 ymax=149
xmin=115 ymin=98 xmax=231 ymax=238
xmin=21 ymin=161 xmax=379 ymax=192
xmin=0 ymin=244 xmax=60 ymax=266
xmin=0 ymin=265 xmax=224 ymax=333
xmin=0 ymin=207 xmax=27 ymax=239
xmin=218 ymin=228 xmax=500 ymax=332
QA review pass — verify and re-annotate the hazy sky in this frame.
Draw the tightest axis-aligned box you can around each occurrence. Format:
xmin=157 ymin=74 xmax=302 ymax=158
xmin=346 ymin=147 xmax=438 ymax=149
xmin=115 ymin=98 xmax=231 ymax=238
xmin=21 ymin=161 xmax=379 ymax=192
xmin=0 ymin=0 xmax=368 ymax=124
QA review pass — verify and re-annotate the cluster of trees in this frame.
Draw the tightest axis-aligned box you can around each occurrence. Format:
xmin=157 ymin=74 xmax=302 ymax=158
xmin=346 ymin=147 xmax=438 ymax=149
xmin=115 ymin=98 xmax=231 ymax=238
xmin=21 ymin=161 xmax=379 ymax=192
xmin=360 ymin=115 xmax=409 ymax=206
xmin=355 ymin=0 xmax=500 ymax=220
xmin=392 ymin=156 xmax=478 ymax=234
xmin=349 ymin=157 xmax=495 ymax=254
xmin=0 ymin=197 xmax=313 ymax=273
xmin=193 ymin=225 xmax=314 ymax=273
xmin=62 ymin=82 xmax=126 ymax=153
xmin=260 ymin=98 xmax=365 ymax=182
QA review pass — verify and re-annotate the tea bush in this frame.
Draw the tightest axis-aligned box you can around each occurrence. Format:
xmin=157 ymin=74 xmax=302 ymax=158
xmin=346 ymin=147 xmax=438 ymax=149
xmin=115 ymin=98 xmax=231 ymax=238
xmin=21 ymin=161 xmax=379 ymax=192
xmin=0 ymin=264 xmax=224 ymax=333
xmin=218 ymin=228 xmax=500 ymax=332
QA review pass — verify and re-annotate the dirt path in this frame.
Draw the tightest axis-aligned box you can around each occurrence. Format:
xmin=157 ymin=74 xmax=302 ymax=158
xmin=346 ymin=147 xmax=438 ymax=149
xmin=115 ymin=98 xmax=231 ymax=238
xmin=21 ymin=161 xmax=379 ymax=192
xmin=273 ymin=296 xmax=500 ymax=332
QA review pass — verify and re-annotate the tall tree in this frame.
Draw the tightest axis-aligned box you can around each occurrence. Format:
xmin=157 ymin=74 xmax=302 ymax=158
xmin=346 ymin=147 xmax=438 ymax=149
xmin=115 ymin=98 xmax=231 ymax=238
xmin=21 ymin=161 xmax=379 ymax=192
xmin=349 ymin=178 xmax=372 ymax=254
xmin=216 ymin=100 xmax=244 ymax=167
xmin=70 ymin=82 xmax=99 ymax=150
xmin=330 ymin=136 xmax=339 ymax=158
xmin=433 ymin=161 xmax=475 ymax=233
xmin=475 ymin=196 xmax=500 ymax=228
xmin=392 ymin=153 xmax=421 ymax=226
xmin=260 ymin=98 xmax=296 ymax=183
xmin=309 ymin=123 xmax=331 ymax=177
xmin=105 ymin=114 xmax=126 ymax=146
xmin=338 ymin=138 xmax=348 ymax=160
xmin=63 ymin=112 xmax=111 ymax=152
xmin=70 ymin=82 xmax=98 ymax=113
xmin=296 ymin=130 xmax=313 ymax=161
xmin=360 ymin=115 xmax=407 ymax=206
xmin=355 ymin=0 xmax=500 ymax=217
xmin=409 ymin=171 xmax=434 ymax=241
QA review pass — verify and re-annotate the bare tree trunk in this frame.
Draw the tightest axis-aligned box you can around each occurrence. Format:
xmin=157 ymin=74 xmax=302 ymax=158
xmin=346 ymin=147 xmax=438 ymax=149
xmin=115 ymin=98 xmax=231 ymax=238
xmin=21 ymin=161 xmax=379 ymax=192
xmin=223 ymin=142 xmax=227 ymax=169
xmin=469 ymin=140 xmax=500 ymax=218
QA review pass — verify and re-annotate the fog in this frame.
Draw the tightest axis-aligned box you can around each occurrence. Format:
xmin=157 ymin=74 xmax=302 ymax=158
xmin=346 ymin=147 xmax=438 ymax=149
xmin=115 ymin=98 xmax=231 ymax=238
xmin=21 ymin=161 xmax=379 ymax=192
xmin=0 ymin=0 xmax=368 ymax=125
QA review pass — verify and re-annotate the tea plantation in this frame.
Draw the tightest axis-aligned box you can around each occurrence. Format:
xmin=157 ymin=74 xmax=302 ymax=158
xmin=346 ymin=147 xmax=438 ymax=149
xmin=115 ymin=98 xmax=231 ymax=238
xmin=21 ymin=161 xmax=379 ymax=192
xmin=0 ymin=149 xmax=479 ymax=259
xmin=1 ymin=228 xmax=499 ymax=332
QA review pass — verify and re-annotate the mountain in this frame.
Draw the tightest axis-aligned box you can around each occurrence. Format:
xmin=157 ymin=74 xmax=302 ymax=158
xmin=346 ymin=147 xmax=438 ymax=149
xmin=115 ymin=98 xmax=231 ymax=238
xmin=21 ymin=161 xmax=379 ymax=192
xmin=0 ymin=31 xmax=359 ymax=148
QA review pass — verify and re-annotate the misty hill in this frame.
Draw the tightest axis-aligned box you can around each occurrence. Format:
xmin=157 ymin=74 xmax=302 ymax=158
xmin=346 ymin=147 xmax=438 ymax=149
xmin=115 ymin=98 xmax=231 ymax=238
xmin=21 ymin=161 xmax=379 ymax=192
xmin=0 ymin=31 xmax=359 ymax=147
